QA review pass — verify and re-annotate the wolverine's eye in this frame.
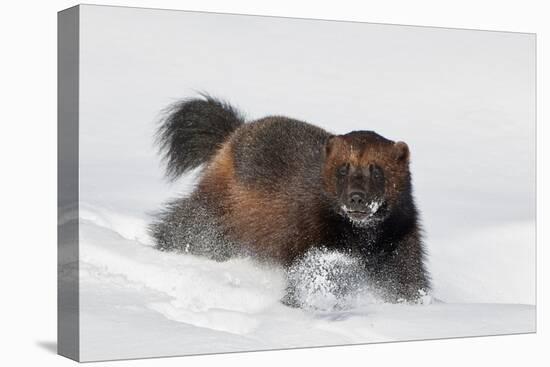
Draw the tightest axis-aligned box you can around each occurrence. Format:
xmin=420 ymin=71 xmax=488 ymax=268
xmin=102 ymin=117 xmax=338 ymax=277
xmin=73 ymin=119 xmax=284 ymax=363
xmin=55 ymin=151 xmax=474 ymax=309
xmin=370 ymin=165 xmax=383 ymax=180
xmin=337 ymin=164 xmax=349 ymax=177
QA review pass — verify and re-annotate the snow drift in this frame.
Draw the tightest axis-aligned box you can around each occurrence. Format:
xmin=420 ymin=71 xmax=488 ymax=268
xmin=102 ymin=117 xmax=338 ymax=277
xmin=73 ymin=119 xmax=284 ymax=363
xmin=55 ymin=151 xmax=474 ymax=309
xmin=73 ymin=204 xmax=535 ymax=361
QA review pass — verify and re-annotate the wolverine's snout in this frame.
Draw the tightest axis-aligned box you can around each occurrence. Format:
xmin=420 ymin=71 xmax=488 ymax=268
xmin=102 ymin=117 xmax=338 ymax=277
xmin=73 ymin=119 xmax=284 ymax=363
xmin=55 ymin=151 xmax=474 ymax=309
xmin=349 ymin=191 xmax=366 ymax=207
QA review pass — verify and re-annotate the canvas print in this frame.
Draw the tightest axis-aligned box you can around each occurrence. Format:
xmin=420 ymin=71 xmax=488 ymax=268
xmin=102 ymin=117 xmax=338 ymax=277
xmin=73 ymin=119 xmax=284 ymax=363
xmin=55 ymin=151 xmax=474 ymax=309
xmin=58 ymin=4 xmax=536 ymax=362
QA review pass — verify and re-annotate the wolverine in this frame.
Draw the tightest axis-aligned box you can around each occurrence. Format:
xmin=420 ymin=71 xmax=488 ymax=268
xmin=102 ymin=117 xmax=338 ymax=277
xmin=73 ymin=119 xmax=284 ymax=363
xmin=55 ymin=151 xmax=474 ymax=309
xmin=149 ymin=94 xmax=430 ymax=305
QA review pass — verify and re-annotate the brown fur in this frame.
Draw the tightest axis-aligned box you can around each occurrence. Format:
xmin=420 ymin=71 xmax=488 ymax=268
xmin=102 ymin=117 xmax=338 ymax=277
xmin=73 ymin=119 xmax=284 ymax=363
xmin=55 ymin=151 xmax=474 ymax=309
xmin=198 ymin=141 xmax=325 ymax=264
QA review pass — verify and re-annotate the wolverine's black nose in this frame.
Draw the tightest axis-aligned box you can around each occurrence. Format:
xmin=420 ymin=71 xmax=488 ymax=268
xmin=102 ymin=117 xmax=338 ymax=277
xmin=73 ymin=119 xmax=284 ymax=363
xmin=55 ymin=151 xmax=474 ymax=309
xmin=349 ymin=191 xmax=366 ymax=206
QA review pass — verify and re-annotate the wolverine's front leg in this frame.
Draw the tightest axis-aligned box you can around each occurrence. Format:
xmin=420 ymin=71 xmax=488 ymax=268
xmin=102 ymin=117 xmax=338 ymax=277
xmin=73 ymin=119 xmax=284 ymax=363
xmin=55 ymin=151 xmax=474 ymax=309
xmin=280 ymin=247 xmax=366 ymax=309
xmin=368 ymin=232 xmax=431 ymax=303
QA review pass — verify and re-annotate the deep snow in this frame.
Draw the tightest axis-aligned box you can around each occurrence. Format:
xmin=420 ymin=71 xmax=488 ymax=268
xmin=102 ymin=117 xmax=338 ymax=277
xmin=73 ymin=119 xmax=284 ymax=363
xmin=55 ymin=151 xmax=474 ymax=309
xmin=73 ymin=203 xmax=535 ymax=361
xmin=69 ymin=5 xmax=536 ymax=362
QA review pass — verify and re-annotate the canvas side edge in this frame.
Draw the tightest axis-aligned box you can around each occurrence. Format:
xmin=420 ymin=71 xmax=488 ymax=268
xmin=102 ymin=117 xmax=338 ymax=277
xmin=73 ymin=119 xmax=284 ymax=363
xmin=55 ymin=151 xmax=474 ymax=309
xmin=58 ymin=5 xmax=80 ymax=362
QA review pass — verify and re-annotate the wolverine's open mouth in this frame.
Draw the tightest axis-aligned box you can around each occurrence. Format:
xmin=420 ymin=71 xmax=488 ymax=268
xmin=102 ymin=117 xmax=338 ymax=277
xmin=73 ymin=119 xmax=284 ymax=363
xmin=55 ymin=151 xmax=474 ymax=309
xmin=340 ymin=206 xmax=372 ymax=219
xmin=340 ymin=201 xmax=386 ymax=226
xmin=345 ymin=211 xmax=371 ymax=221
xmin=346 ymin=210 xmax=368 ymax=215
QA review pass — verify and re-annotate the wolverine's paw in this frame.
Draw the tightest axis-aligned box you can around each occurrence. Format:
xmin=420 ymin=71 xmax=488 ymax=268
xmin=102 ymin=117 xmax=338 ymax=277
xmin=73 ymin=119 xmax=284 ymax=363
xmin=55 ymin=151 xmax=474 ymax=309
xmin=281 ymin=288 xmax=301 ymax=308
xmin=284 ymin=248 xmax=366 ymax=311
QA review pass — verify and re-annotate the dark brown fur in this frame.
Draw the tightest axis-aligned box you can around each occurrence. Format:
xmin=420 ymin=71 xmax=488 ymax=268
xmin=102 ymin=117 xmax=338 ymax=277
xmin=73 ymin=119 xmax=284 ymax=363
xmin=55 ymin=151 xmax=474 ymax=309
xmin=194 ymin=117 xmax=331 ymax=265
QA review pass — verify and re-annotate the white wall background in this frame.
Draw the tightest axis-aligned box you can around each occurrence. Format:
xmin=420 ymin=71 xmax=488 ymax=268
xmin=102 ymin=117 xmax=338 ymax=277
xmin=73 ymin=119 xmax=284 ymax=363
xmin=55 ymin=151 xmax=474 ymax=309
xmin=0 ymin=1 xmax=547 ymax=367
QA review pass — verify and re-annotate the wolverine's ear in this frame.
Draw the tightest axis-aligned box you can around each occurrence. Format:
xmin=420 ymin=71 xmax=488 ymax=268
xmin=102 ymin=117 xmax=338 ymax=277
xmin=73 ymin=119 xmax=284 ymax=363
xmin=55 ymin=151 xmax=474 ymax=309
xmin=325 ymin=135 xmax=341 ymax=157
xmin=393 ymin=141 xmax=410 ymax=162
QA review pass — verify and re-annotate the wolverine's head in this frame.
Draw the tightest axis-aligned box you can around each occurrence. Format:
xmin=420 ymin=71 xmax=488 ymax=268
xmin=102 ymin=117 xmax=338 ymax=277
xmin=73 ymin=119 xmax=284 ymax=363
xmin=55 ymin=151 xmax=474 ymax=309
xmin=322 ymin=131 xmax=412 ymax=227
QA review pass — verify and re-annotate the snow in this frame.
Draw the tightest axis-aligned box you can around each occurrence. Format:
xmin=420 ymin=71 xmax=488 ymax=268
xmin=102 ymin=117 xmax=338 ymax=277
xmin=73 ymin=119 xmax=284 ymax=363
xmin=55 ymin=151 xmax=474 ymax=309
xmin=70 ymin=4 xmax=536 ymax=362
xmin=76 ymin=205 xmax=535 ymax=361
xmin=368 ymin=200 xmax=382 ymax=214
xmin=285 ymin=248 xmax=367 ymax=310
xmin=74 ymin=197 xmax=535 ymax=361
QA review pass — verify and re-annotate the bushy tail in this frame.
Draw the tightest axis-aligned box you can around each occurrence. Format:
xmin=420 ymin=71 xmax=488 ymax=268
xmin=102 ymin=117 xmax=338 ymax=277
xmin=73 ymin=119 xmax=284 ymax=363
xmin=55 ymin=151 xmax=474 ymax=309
xmin=156 ymin=94 xmax=245 ymax=180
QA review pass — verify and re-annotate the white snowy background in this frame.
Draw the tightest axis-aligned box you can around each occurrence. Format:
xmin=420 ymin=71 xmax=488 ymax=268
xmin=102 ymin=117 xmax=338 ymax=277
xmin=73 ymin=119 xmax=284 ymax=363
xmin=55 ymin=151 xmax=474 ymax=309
xmin=65 ymin=4 xmax=535 ymax=361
